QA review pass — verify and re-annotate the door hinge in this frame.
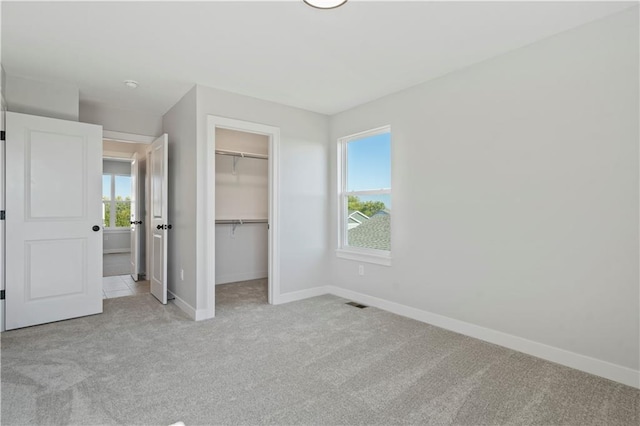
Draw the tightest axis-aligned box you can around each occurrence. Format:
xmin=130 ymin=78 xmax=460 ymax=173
xmin=0 ymin=290 xmax=5 ymax=300
xmin=0 ymin=210 xmax=5 ymax=220
xmin=0 ymin=130 xmax=5 ymax=141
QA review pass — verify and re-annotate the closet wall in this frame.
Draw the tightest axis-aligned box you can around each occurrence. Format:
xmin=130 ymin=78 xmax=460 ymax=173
xmin=215 ymin=128 xmax=269 ymax=284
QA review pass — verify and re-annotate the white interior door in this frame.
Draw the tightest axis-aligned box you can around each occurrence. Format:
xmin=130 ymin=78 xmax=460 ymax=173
xmin=149 ymin=134 xmax=168 ymax=304
xmin=5 ymin=112 xmax=103 ymax=330
xmin=130 ymin=153 xmax=140 ymax=281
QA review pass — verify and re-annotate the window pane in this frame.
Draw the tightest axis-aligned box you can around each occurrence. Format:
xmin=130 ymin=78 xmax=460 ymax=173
xmin=347 ymin=132 xmax=391 ymax=192
xmin=115 ymin=201 xmax=131 ymax=227
xmin=103 ymin=201 xmax=110 ymax=227
xmin=347 ymin=194 xmax=391 ymax=251
xmin=114 ymin=175 xmax=132 ymax=201
xmin=102 ymin=175 xmax=111 ymax=200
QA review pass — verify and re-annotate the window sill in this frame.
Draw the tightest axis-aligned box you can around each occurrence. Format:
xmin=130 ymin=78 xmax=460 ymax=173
xmin=335 ymin=248 xmax=392 ymax=266
xmin=104 ymin=228 xmax=131 ymax=233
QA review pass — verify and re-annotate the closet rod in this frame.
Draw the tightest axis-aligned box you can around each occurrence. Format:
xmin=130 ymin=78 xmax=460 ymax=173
xmin=215 ymin=219 xmax=268 ymax=224
xmin=215 ymin=149 xmax=268 ymax=160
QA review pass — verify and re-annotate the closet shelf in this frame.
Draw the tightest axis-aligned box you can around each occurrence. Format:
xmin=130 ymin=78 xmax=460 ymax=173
xmin=215 ymin=149 xmax=268 ymax=160
xmin=215 ymin=219 xmax=268 ymax=224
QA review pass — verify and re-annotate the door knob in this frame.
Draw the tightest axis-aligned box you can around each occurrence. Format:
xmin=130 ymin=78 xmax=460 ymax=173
xmin=157 ymin=224 xmax=163 ymax=230
xmin=166 ymin=224 xmax=173 ymax=230
xmin=92 ymin=225 xmax=100 ymax=232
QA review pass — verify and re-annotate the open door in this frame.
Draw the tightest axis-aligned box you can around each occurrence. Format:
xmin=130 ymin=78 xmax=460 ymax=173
xmin=149 ymin=134 xmax=169 ymax=304
xmin=130 ymin=153 xmax=141 ymax=281
xmin=5 ymin=112 xmax=103 ymax=330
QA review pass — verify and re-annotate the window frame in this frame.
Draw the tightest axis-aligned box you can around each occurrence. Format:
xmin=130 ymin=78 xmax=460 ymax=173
xmin=336 ymin=125 xmax=392 ymax=266
xmin=102 ymin=172 xmax=132 ymax=229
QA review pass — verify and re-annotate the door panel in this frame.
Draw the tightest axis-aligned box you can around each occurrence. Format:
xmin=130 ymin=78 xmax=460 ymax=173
xmin=130 ymin=153 xmax=140 ymax=281
xmin=149 ymin=134 xmax=168 ymax=304
xmin=6 ymin=112 xmax=103 ymax=330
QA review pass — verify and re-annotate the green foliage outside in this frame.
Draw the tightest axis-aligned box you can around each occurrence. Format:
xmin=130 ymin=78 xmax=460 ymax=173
xmin=348 ymin=195 xmax=386 ymax=217
xmin=103 ymin=196 xmax=131 ymax=227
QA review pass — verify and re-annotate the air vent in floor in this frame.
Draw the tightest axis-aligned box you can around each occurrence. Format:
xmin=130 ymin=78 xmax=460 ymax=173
xmin=346 ymin=301 xmax=368 ymax=309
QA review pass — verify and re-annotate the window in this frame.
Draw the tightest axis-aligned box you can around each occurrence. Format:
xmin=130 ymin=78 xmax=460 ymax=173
xmin=337 ymin=126 xmax=391 ymax=265
xmin=102 ymin=174 xmax=132 ymax=228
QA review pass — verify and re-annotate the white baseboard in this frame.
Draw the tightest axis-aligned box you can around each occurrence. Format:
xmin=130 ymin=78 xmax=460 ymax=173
xmin=215 ymin=271 xmax=268 ymax=285
xmin=325 ymin=286 xmax=639 ymax=389
xmin=0 ymin=300 xmax=5 ymax=332
xmin=168 ymin=290 xmax=214 ymax=321
xmin=168 ymin=290 xmax=196 ymax=320
xmin=274 ymin=286 xmax=330 ymax=305
xmin=103 ymin=249 xmax=131 ymax=254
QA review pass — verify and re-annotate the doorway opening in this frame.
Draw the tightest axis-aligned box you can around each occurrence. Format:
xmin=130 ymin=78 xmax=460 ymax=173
xmin=102 ymin=139 xmax=150 ymax=299
xmin=207 ymin=116 xmax=280 ymax=319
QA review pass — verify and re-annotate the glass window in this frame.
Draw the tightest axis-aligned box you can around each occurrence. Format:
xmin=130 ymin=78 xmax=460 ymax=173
xmin=102 ymin=174 xmax=132 ymax=228
xmin=338 ymin=126 xmax=391 ymax=263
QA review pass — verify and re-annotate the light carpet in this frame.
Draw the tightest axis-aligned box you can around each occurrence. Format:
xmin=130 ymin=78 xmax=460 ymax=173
xmin=1 ymin=279 xmax=638 ymax=425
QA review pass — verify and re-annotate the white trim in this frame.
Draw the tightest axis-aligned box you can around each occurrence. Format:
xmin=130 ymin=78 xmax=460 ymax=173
xmin=325 ymin=286 xmax=640 ymax=389
xmin=103 ymin=130 xmax=155 ymax=144
xmin=168 ymin=290 xmax=196 ymax=320
xmin=103 ymin=228 xmax=130 ymax=234
xmin=340 ymin=125 xmax=391 ymax=143
xmin=216 ymin=271 xmax=268 ymax=285
xmin=274 ymin=286 xmax=330 ymax=305
xmin=206 ymin=115 xmax=281 ymax=318
xmin=346 ymin=189 xmax=391 ymax=196
xmin=335 ymin=248 xmax=392 ymax=266
xmin=103 ymin=249 xmax=131 ymax=254
xmin=337 ymin=125 xmax=392 ymax=256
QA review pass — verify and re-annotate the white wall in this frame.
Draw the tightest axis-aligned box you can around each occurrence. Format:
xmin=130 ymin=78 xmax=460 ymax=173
xmin=5 ymin=74 xmax=78 ymax=121
xmin=188 ymin=85 xmax=329 ymax=314
xmin=81 ymin=100 xmax=162 ymax=136
xmin=103 ymin=230 xmax=130 ymax=253
xmin=162 ymin=87 xmax=198 ymax=308
xmin=215 ymin=128 xmax=268 ymax=284
xmin=330 ymin=7 xmax=639 ymax=377
xmin=103 ymin=158 xmax=131 ymax=175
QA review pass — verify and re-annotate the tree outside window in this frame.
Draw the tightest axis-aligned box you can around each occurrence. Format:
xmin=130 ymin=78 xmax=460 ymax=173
xmin=103 ymin=174 xmax=132 ymax=228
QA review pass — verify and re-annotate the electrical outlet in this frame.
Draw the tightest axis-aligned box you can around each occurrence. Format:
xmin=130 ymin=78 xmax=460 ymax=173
xmin=180 ymin=269 xmax=184 ymax=281
xmin=358 ymin=265 xmax=364 ymax=276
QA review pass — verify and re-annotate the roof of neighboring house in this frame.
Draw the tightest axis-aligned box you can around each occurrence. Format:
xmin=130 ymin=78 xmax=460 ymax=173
xmin=348 ymin=210 xmax=370 ymax=225
xmin=347 ymin=213 xmax=390 ymax=251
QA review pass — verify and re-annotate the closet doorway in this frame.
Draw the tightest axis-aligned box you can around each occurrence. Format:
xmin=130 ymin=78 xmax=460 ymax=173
xmin=208 ymin=116 xmax=280 ymax=317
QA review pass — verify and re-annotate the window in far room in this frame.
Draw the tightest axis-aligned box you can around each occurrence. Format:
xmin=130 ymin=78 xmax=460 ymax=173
xmin=337 ymin=125 xmax=391 ymax=266
xmin=102 ymin=174 xmax=132 ymax=228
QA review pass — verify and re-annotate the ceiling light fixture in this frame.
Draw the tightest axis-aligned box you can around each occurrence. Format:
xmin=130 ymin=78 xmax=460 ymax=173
xmin=303 ymin=0 xmax=348 ymax=10
xmin=123 ymin=80 xmax=139 ymax=89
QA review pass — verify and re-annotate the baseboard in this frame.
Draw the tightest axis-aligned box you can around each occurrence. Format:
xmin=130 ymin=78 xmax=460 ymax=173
xmin=274 ymin=286 xmax=330 ymax=305
xmin=215 ymin=271 xmax=268 ymax=285
xmin=168 ymin=290 xmax=214 ymax=321
xmin=0 ymin=300 xmax=5 ymax=333
xmin=325 ymin=286 xmax=640 ymax=389
xmin=103 ymin=249 xmax=131 ymax=254
xmin=168 ymin=290 xmax=197 ymax=320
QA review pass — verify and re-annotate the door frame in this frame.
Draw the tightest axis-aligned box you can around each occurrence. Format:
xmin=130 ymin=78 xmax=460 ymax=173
xmin=206 ymin=115 xmax=281 ymax=316
xmin=102 ymin=131 xmax=154 ymax=281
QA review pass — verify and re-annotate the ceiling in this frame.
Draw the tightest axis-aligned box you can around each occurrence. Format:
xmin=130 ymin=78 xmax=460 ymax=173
xmin=1 ymin=1 xmax=635 ymax=116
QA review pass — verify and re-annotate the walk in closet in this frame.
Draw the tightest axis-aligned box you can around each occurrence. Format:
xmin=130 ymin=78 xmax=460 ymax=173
xmin=214 ymin=128 xmax=269 ymax=305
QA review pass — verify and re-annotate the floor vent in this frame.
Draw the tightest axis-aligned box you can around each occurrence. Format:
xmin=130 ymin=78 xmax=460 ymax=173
xmin=346 ymin=301 xmax=368 ymax=309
